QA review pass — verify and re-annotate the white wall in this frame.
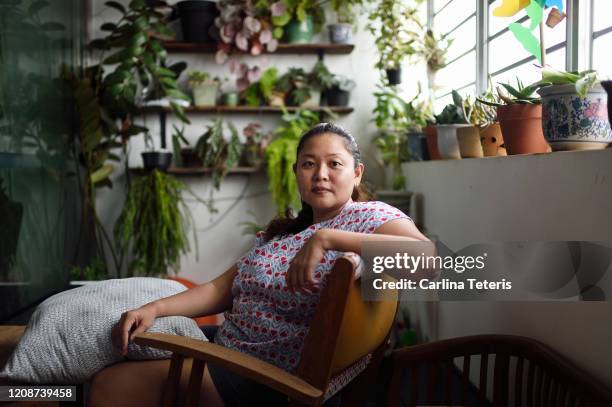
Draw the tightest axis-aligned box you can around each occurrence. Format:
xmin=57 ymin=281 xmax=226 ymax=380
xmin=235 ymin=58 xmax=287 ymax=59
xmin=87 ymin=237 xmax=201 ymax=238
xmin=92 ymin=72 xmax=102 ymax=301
xmin=403 ymin=149 xmax=612 ymax=387
xmin=89 ymin=1 xmax=425 ymax=283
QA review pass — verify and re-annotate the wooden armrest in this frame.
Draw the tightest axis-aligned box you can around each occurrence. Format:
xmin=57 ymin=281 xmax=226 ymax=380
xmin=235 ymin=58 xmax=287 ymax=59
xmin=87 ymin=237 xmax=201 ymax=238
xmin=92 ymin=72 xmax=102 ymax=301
xmin=134 ymin=332 xmax=323 ymax=405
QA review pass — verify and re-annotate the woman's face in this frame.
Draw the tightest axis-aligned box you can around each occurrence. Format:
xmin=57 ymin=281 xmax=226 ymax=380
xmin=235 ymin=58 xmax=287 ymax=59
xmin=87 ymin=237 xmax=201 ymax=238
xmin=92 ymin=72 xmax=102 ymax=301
xmin=294 ymin=133 xmax=364 ymax=220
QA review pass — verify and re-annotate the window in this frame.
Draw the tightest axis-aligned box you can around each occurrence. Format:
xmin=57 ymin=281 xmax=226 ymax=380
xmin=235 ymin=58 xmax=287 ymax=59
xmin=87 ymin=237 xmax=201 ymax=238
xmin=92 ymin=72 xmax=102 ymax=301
xmin=431 ymin=0 xmax=477 ymax=110
xmin=591 ymin=0 xmax=612 ymax=77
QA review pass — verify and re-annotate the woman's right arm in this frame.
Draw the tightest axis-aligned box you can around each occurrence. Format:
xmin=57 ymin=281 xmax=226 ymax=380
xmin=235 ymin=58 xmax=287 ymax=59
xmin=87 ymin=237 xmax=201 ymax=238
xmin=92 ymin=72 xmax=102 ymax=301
xmin=112 ymin=264 xmax=238 ymax=355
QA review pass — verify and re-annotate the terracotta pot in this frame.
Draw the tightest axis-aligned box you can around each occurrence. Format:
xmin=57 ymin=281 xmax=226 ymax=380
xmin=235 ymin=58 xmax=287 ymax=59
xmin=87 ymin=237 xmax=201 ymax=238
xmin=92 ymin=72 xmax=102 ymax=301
xmin=497 ymin=104 xmax=550 ymax=155
xmin=423 ymin=125 xmax=441 ymax=160
xmin=456 ymin=125 xmax=484 ymax=158
xmin=480 ymin=122 xmax=507 ymax=157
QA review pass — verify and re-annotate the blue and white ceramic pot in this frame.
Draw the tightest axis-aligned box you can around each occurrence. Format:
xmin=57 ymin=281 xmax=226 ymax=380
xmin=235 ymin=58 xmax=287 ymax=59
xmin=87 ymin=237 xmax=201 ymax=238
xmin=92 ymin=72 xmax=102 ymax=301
xmin=537 ymin=83 xmax=612 ymax=150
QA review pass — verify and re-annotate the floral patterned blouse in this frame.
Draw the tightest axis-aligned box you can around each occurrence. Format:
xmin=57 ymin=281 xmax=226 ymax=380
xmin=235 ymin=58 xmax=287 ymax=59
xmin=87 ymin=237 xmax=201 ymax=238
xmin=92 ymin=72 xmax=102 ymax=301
xmin=214 ymin=200 xmax=411 ymax=373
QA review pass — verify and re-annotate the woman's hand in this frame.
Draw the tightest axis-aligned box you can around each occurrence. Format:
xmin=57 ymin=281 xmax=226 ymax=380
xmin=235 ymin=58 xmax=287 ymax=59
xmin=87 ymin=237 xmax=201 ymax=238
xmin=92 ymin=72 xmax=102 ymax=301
xmin=111 ymin=304 xmax=157 ymax=356
xmin=286 ymin=230 xmax=329 ymax=294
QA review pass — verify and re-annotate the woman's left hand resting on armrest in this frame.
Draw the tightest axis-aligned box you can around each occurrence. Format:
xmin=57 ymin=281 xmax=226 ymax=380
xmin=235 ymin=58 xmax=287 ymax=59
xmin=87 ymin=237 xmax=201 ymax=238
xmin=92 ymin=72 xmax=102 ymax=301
xmin=286 ymin=218 xmax=433 ymax=293
xmin=111 ymin=263 xmax=238 ymax=355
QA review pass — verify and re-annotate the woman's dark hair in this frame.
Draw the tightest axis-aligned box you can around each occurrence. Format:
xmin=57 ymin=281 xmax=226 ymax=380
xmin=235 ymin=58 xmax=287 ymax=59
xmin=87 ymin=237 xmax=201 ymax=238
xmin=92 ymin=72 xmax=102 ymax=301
xmin=263 ymin=123 xmax=373 ymax=242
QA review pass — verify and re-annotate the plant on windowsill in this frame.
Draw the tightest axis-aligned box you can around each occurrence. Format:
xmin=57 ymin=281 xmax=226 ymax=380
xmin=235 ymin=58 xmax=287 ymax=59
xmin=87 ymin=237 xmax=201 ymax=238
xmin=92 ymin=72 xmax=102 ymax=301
xmin=433 ymin=90 xmax=474 ymax=160
xmin=114 ymin=169 xmax=191 ymax=277
xmin=474 ymin=78 xmax=507 ymax=157
xmin=536 ymin=67 xmax=612 ymax=151
xmin=477 ymin=78 xmax=550 ymax=155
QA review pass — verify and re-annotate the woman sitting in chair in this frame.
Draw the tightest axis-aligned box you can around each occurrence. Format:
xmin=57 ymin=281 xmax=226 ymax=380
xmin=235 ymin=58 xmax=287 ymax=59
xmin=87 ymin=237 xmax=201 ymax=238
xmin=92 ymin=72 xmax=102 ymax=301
xmin=111 ymin=123 xmax=429 ymax=406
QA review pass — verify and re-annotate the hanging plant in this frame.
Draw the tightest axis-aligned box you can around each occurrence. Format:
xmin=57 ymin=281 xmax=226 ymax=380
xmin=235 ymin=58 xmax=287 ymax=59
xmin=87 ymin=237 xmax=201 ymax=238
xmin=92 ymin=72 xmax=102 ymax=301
xmin=114 ymin=170 xmax=191 ymax=277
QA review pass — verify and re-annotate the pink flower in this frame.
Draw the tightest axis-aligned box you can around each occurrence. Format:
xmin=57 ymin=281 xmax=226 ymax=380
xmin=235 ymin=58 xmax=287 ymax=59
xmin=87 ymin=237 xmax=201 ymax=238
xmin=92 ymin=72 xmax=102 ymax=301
xmin=271 ymin=1 xmax=285 ymax=17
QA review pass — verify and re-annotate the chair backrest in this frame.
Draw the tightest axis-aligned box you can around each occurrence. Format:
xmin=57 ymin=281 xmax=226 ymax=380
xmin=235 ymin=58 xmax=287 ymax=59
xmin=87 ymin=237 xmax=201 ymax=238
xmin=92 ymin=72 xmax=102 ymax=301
xmin=296 ymin=257 xmax=399 ymax=394
xmin=388 ymin=334 xmax=612 ymax=407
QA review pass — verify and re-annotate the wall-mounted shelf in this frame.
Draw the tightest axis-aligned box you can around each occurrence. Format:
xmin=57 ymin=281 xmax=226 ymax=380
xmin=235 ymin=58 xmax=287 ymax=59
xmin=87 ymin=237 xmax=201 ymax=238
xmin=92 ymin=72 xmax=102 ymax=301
xmin=139 ymin=106 xmax=354 ymax=115
xmin=130 ymin=166 xmax=262 ymax=176
xmin=163 ymin=42 xmax=354 ymax=55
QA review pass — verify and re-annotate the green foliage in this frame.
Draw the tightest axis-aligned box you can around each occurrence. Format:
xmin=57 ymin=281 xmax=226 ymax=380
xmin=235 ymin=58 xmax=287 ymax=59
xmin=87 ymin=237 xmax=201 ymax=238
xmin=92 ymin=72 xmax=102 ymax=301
xmin=187 ymin=71 xmax=219 ymax=87
xmin=367 ymin=0 xmax=423 ymax=70
xmin=477 ymin=78 xmax=545 ymax=106
xmin=244 ymin=67 xmax=278 ymax=106
xmin=195 ymin=119 xmax=243 ymax=190
xmin=419 ymin=29 xmax=453 ymax=73
xmin=373 ymin=132 xmax=406 ymax=190
xmin=171 ymin=125 xmax=189 ymax=167
xmin=266 ymin=108 xmax=321 ymax=214
xmin=539 ymin=67 xmax=598 ymax=99
xmin=114 ymin=170 xmax=191 ymax=277
xmin=271 ymin=0 xmax=326 ymax=35
xmin=69 ymin=257 xmax=107 ymax=281
xmin=309 ymin=60 xmax=334 ymax=91
xmin=373 ymin=83 xmax=432 ymax=132
xmin=434 ymin=90 xmax=471 ymax=124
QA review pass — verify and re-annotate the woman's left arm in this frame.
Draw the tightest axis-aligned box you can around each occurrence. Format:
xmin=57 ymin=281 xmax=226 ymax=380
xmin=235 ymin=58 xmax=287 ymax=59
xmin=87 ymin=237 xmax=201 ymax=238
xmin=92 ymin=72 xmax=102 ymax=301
xmin=286 ymin=219 xmax=434 ymax=292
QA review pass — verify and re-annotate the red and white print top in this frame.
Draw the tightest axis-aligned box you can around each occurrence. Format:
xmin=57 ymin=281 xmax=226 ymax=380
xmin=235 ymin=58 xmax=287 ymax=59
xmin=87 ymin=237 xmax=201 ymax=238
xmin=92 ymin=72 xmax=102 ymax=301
xmin=214 ymin=200 xmax=411 ymax=372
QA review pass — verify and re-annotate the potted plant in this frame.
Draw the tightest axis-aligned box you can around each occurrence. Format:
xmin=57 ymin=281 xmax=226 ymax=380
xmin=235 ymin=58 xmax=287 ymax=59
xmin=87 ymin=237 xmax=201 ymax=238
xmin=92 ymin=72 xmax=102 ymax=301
xmin=418 ymin=29 xmax=452 ymax=90
xmin=142 ymin=132 xmax=173 ymax=171
xmin=327 ymin=0 xmax=368 ymax=43
xmin=177 ymin=0 xmax=219 ymax=43
xmin=478 ymin=78 xmax=550 ymax=155
xmin=275 ymin=67 xmax=313 ymax=106
xmin=266 ymin=108 xmax=322 ymax=214
xmin=324 ymin=75 xmax=356 ymax=107
xmin=303 ymin=61 xmax=334 ymax=107
xmin=270 ymin=0 xmax=326 ymax=44
xmin=188 ymin=71 xmax=219 ymax=107
xmin=456 ymin=94 xmax=486 ymax=159
xmin=213 ymin=0 xmax=279 ymax=64
xmin=114 ymin=169 xmax=191 ymax=277
xmin=240 ymin=122 xmax=272 ymax=168
xmin=537 ymin=67 xmax=612 ymax=151
xmin=243 ymin=67 xmax=279 ymax=106
xmin=194 ymin=118 xmax=242 ymax=190
xmin=475 ymin=79 xmax=507 ymax=157
xmin=433 ymin=91 xmax=473 ymax=159
xmin=367 ymin=0 xmax=422 ymax=85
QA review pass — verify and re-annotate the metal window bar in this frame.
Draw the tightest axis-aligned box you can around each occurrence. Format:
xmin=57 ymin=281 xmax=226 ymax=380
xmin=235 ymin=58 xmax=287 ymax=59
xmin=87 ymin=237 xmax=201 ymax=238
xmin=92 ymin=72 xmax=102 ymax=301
xmin=436 ymin=81 xmax=477 ymax=99
xmin=434 ymin=0 xmax=455 ymax=17
xmin=489 ymin=41 xmax=567 ymax=77
xmin=443 ymin=12 xmax=476 ymax=39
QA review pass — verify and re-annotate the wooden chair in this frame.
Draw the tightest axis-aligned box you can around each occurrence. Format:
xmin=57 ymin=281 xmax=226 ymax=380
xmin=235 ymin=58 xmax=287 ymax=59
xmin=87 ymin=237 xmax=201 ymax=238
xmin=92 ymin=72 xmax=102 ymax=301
xmin=121 ymin=256 xmax=398 ymax=407
xmin=388 ymin=334 xmax=612 ymax=407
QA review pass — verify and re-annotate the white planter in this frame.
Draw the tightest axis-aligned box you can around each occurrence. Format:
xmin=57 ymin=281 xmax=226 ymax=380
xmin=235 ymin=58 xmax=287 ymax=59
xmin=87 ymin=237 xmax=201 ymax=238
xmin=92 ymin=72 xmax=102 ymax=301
xmin=192 ymin=83 xmax=218 ymax=107
xmin=538 ymin=83 xmax=612 ymax=151
xmin=435 ymin=124 xmax=470 ymax=159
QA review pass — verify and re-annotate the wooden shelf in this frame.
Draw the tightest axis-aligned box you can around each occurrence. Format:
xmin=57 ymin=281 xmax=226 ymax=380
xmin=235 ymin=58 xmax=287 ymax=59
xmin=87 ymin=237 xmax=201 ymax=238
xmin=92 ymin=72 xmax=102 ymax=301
xmin=130 ymin=166 xmax=262 ymax=176
xmin=139 ymin=106 xmax=354 ymax=115
xmin=163 ymin=41 xmax=354 ymax=55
